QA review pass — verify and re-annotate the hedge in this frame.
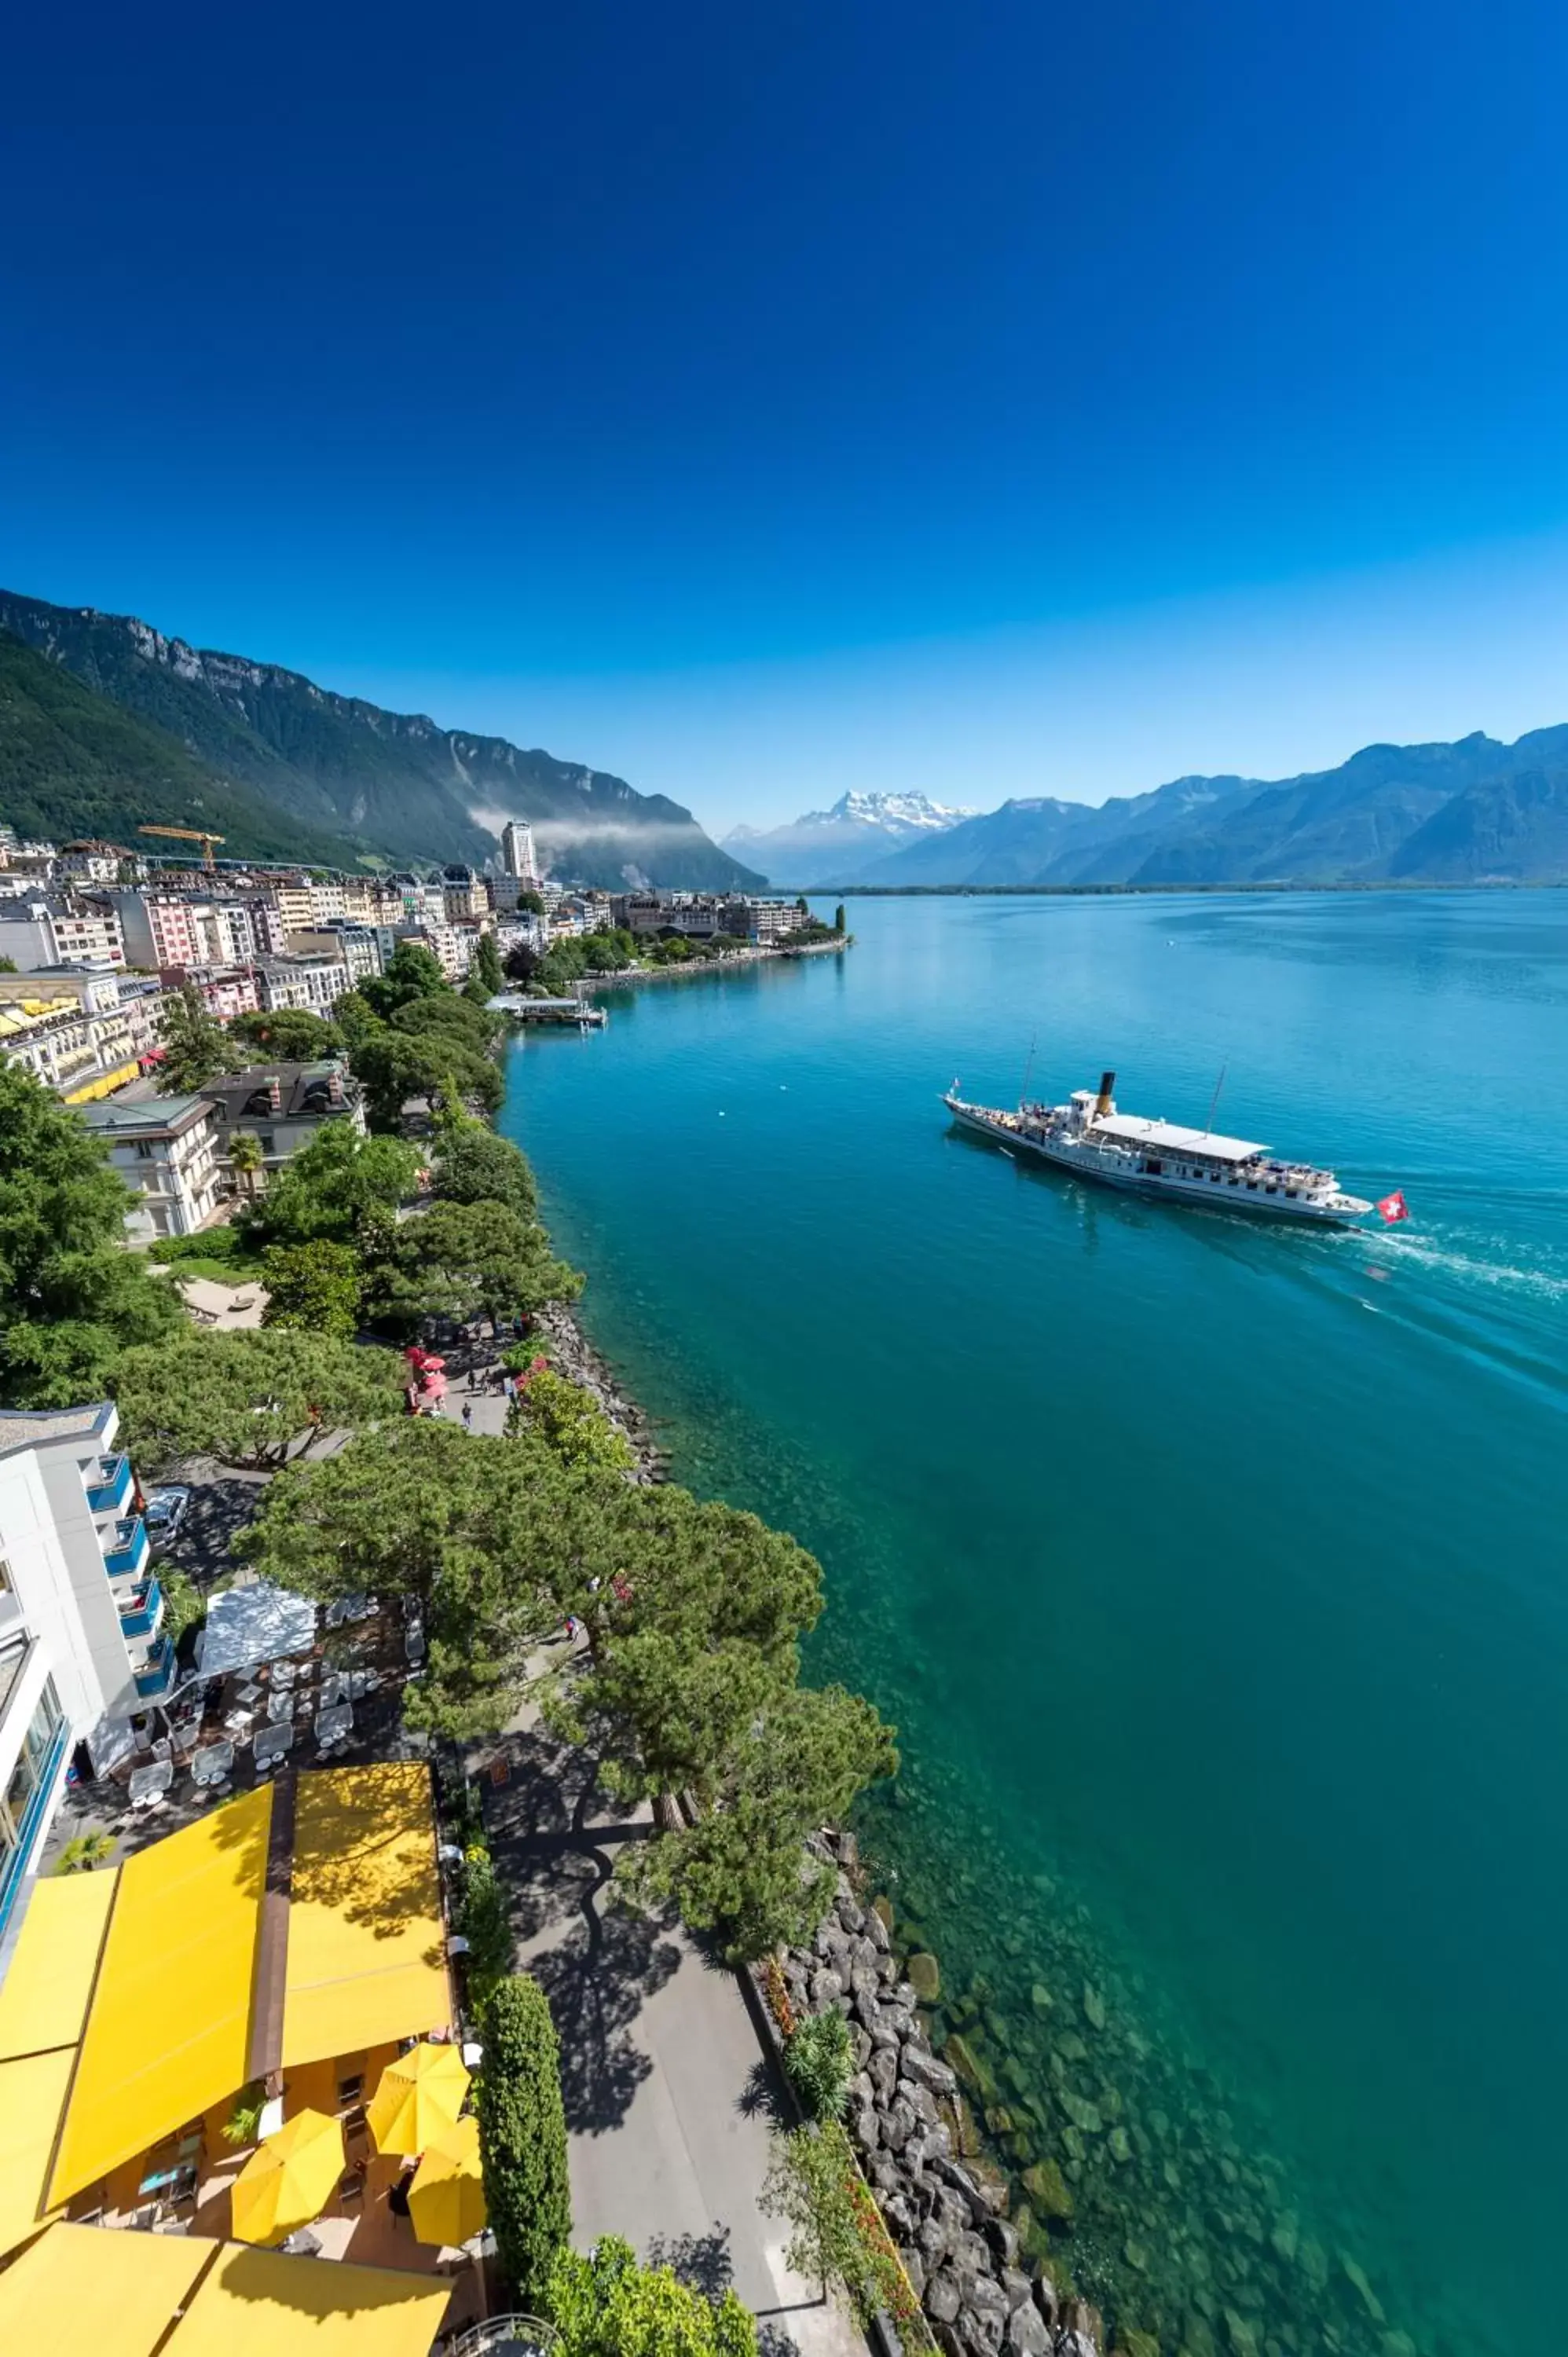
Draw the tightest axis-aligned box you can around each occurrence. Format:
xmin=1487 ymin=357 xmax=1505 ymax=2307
xmin=475 ymin=1974 xmax=571 ymax=2304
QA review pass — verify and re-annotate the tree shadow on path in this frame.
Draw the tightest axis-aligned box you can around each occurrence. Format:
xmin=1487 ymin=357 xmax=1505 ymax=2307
xmin=483 ymin=1725 xmax=680 ymax=2136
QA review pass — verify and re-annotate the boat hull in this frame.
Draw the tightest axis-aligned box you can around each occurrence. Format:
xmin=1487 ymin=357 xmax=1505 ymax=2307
xmin=943 ymin=1097 xmax=1368 ymax=1225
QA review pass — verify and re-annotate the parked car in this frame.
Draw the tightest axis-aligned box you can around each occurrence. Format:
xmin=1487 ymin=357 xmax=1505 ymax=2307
xmin=143 ymin=1485 xmax=191 ymax=1545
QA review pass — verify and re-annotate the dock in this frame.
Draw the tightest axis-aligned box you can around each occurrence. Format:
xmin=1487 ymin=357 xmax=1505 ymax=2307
xmin=486 ymin=994 xmax=607 ymax=1028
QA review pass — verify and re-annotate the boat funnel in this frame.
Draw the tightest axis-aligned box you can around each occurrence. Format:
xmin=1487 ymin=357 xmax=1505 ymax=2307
xmin=1095 ymin=1069 xmax=1116 ymax=1117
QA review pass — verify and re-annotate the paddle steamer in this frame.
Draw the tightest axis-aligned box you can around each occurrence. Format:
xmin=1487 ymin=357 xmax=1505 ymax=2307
xmin=943 ymin=1070 xmax=1372 ymax=1224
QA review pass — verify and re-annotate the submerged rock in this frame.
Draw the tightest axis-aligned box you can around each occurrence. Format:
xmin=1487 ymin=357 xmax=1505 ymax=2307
xmin=1340 ymin=2256 xmax=1386 ymax=2324
xmin=1083 ymin=1982 xmax=1107 ymax=2032
xmin=907 ymin=1950 xmax=943 ymax=2003
xmin=1020 ymin=2158 xmax=1074 ymax=2221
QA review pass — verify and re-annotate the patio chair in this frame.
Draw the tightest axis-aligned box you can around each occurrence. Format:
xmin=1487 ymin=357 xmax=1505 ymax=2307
xmin=338 ymin=2168 xmax=365 ymax=2209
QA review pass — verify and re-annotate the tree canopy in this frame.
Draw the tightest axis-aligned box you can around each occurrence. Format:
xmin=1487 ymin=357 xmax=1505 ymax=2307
xmin=358 ymin=940 xmax=448 ymax=1017
xmin=236 ymin=1120 xmax=421 ymax=1249
xmin=546 ymin=2236 xmax=756 ymax=2357
xmin=0 ymin=1065 xmax=181 ymax=1405
xmin=364 ymin=1198 xmax=580 ymax=1334
xmin=259 ymin=1239 xmax=362 ymax=1336
xmin=153 ymin=984 xmax=236 ymax=1093
xmin=111 ymin=1325 xmax=405 ymax=1474
xmin=228 ymin=1007 xmax=343 ymax=1061
xmin=431 ymin=1124 xmax=537 ymax=1221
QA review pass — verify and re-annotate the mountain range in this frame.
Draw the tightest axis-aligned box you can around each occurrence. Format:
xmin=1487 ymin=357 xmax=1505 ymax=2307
xmin=0 ymin=589 xmax=760 ymax=891
xmin=746 ymin=734 xmax=1568 ymax=888
xmin=724 ymin=790 xmax=977 ymax=886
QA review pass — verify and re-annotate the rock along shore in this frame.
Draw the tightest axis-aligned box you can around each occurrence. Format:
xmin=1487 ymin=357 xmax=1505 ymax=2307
xmin=778 ymin=1828 xmax=1106 ymax=2357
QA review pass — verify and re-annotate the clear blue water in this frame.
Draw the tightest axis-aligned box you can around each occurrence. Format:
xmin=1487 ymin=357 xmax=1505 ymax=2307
xmin=500 ymin=893 xmax=1568 ymax=2357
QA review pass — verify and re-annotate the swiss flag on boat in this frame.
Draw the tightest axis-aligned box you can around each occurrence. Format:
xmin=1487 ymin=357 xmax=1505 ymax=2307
xmin=1376 ymin=1189 xmax=1409 ymax=1224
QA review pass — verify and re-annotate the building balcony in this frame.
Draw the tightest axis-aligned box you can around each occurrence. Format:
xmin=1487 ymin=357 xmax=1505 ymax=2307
xmin=134 ymin=1635 xmax=176 ymax=1699
xmin=86 ymin=1452 xmax=133 ymax=1515
xmin=119 ymin=1578 xmax=164 ymax=1642
xmin=103 ymin=1515 xmax=149 ymax=1581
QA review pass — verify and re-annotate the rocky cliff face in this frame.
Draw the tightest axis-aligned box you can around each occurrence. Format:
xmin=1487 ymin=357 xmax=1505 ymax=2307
xmin=0 ymin=588 xmax=761 ymax=889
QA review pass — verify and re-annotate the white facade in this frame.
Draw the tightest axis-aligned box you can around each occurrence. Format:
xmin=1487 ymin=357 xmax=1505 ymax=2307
xmin=500 ymin=821 xmax=539 ymax=882
xmin=286 ymin=924 xmax=383 ymax=985
xmin=78 ymin=1094 xmax=224 ymax=1242
xmin=0 ymin=898 xmax=126 ymax=970
xmin=256 ymin=954 xmax=350 ymax=1014
xmin=0 ymin=1402 xmax=168 ymax=1941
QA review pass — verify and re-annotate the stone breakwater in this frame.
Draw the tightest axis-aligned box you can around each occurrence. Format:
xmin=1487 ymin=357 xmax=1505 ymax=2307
xmin=533 ymin=1299 xmax=668 ymax=1482
xmin=779 ymin=1827 xmax=1105 ymax=2357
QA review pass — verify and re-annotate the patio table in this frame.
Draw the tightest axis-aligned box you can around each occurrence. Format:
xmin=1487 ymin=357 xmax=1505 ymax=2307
xmin=314 ymin=1703 xmax=353 ymax=1747
xmin=192 ymin=1742 xmax=235 ymax=1787
xmin=266 ymin=1689 xmax=296 ymax=1723
xmin=253 ymin=1722 xmax=294 ymax=1769
xmin=129 ymin=1761 xmax=174 ymax=1805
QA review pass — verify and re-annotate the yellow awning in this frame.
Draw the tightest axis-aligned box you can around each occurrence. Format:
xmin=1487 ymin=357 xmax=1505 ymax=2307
xmin=0 ymin=2047 xmax=75 ymax=2256
xmin=164 ymin=2241 xmax=452 ymax=2357
xmin=0 ymin=1867 xmax=118 ymax=2060
xmin=0 ymin=2220 xmax=212 ymax=2354
xmin=49 ymin=1785 xmax=273 ymax=2204
xmin=282 ymin=1764 xmax=452 ymax=2069
xmin=63 ymin=1061 xmax=141 ymax=1104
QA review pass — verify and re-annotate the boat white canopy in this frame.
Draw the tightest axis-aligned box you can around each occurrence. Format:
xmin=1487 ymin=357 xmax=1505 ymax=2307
xmin=1090 ymin=1114 xmax=1265 ymax=1163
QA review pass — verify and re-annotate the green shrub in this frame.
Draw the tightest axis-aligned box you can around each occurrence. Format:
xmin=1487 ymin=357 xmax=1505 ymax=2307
xmin=476 ymin=1974 xmax=570 ymax=2306
xmin=460 ymin=1845 xmax=515 ymax=2009
xmin=783 ymin=2006 xmax=853 ymax=2120
xmin=546 ymin=2234 xmax=757 ymax=2357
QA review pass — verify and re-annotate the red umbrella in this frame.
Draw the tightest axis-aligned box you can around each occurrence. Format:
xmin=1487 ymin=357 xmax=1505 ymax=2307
xmin=420 ymin=1355 xmax=447 ymax=1372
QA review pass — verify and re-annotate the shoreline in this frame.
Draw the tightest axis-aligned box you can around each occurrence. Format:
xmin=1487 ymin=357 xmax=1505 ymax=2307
xmin=582 ymin=935 xmax=851 ymax=992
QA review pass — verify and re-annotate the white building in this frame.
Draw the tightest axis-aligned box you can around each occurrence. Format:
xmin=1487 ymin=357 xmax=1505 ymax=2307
xmin=285 ymin=922 xmax=383 ymax=986
xmin=500 ymin=820 xmax=539 ymax=882
xmin=0 ymin=970 xmax=151 ymax=1103
xmin=77 ymin=1094 xmax=224 ymax=1243
xmin=0 ymin=897 xmax=126 ymax=971
xmin=255 ymin=953 xmax=350 ymax=1014
xmin=58 ymin=842 xmax=134 ymax=885
xmin=0 ymin=1401 xmax=170 ymax=1941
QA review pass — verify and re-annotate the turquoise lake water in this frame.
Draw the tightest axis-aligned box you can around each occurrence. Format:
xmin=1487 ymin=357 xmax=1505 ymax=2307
xmin=500 ymin=893 xmax=1568 ymax=2357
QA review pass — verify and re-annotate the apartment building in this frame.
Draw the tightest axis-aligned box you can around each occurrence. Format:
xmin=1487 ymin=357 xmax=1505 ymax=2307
xmin=200 ymin=1060 xmax=365 ymax=1189
xmin=178 ymin=966 xmax=261 ymax=1021
xmin=255 ymin=952 xmax=350 ymax=1014
xmin=285 ymin=922 xmax=383 ymax=985
xmin=77 ymin=1095 xmax=223 ymax=1243
xmin=500 ymin=819 xmax=540 ymax=881
xmin=105 ymin=891 xmax=200 ymax=969
xmin=0 ymin=970 xmax=152 ymax=1103
xmin=0 ymin=896 xmax=126 ymax=970
xmin=271 ymin=878 xmax=316 ymax=933
xmin=58 ymin=842 xmax=137 ymax=884
xmin=393 ymin=919 xmax=472 ymax=979
xmin=0 ymin=1399 xmax=171 ymax=1934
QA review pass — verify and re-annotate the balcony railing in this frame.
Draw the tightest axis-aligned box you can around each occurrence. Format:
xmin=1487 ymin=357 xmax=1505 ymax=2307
xmin=119 ymin=1578 xmax=164 ymax=1641
xmin=104 ymin=1516 xmax=148 ymax=1580
xmin=86 ymin=1453 xmax=132 ymax=1515
xmin=0 ymin=1717 xmax=68 ymax=1945
xmin=134 ymin=1635 xmax=176 ymax=1699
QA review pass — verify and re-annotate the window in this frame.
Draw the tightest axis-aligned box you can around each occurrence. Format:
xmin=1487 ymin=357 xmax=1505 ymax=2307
xmin=135 ymin=1140 xmax=154 ymax=1160
xmin=0 ymin=1558 xmax=10 ymax=1595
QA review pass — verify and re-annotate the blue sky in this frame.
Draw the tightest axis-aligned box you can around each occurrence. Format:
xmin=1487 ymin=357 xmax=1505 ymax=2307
xmin=4 ymin=2 xmax=1568 ymax=834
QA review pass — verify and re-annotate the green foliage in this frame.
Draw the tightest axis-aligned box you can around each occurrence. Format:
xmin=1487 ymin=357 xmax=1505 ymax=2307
xmin=475 ymin=1975 xmax=571 ymax=2308
xmin=112 ymin=1325 xmax=405 ymax=1474
xmin=359 ymin=940 xmax=449 ymax=1017
xmin=833 ymin=904 xmax=846 ymax=933
xmin=237 ymin=1121 xmax=420 ymax=1249
xmin=0 ymin=628 xmax=366 ymax=866
xmin=0 ymin=1064 xmax=181 ymax=1406
xmin=505 ymin=1366 xmax=632 ymax=1471
xmin=545 ymin=2236 xmax=757 ymax=2357
xmin=761 ymin=2122 xmax=924 ymax=2333
xmin=472 ymin=930 xmax=505 ymax=995
xmin=54 ymin=1831 xmax=115 ymax=1875
xmin=228 ymin=1007 xmax=343 ymax=1060
xmin=459 ymin=1844 xmax=515 ymax=2010
xmin=235 ymin=1420 xmax=557 ymax=1737
xmin=351 ymin=1023 xmax=504 ymax=1130
xmin=222 ymin=2085 xmax=267 ymax=2148
xmin=0 ymin=955 xmax=16 ymax=973
xmin=517 ymin=889 xmax=546 ymax=915
xmin=783 ymin=2006 xmax=854 ymax=2121
xmin=153 ymin=984 xmax=239 ymax=1093
xmin=259 ymin=1239 xmax=362 ymax=1336
xmin=617 ymin=1684 xmax=898 ymax=1961
xmin=159 ymin=1567 xmax=207 ymax=1644
xmin=432 ymin=1126 xmax=538 ymax=1221
xmin=365 ymin=1197 xmax=581 ymax=1334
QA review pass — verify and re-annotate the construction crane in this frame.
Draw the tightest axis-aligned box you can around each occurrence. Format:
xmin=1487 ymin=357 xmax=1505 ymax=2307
xmin=137 ymin=823 xmax=226 ymax=874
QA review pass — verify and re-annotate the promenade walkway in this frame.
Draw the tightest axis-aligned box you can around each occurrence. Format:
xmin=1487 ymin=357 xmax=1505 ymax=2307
xmin=481 ymin=1712 xmax=862 ymax=2357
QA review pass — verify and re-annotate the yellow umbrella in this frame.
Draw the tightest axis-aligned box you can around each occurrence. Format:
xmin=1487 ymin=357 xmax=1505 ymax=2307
xmin=230 ymin=2107 xmax=345 ymax=2245
xmin=366 ymin=2040 xmax=471 ymax=2155
xmin=408 ymin=2114 xmax=487 ymax=2247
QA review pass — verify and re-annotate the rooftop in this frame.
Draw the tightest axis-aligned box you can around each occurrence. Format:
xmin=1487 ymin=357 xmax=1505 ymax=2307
xmin=79 ymin=1094 xmax=212 ymax=1138
xmin=1090 ymin=1113 xmax=1266 ymax=1163
xmin=200 ymin=1062 xmax=355 ymax=1122
xmin=0 ymin=1401 xmax=115 ymax=1461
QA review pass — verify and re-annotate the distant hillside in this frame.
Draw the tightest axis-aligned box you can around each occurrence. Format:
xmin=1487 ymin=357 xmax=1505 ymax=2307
xmin=841 ymin=730 xmax=1568 ymax=889
xmin=0 ymin=632 xmax=365 ymax=867
xmin=0 ymin=588 xmax=761 ymax=891
xmin=724 ymin=789 xmax=976 ymax=885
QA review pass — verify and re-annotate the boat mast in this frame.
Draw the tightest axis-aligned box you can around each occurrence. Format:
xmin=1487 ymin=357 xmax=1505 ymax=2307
xmin=1203 ymin=1061 xmax=1228 ymax=1137
xmin=1019 ymin=1032 xmax=1037 ymax=1109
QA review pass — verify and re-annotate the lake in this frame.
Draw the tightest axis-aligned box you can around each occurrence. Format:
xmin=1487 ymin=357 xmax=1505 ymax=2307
xmin=500 ymin=891 xmax=1568 ymax=2357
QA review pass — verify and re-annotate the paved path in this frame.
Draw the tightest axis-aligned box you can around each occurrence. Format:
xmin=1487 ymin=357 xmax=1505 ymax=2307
xmin=482 ymin=1714 xmax=862 ymax=2357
